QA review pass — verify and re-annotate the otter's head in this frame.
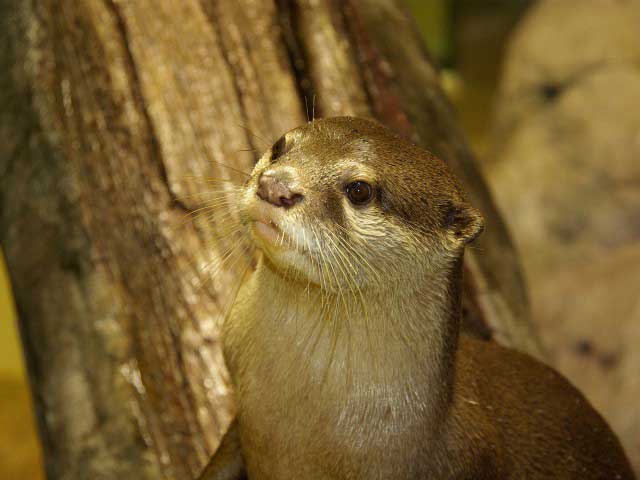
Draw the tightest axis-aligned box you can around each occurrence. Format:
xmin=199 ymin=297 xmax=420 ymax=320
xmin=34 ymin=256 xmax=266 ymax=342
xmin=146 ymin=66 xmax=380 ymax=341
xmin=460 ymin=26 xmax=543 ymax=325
xmin=239 ymin=117 xmax=483 ymax=291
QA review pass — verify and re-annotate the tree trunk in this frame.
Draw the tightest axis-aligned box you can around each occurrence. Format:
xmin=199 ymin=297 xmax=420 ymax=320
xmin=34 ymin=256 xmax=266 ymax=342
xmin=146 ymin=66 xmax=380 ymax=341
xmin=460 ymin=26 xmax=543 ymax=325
xmin=0 ymin=1 xmax=538 ymax=479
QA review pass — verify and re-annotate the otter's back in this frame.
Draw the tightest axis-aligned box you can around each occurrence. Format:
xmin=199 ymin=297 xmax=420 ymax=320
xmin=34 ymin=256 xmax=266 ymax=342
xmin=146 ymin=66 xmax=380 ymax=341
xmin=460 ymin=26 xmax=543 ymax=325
xmin=445 ymin=335 xmax=635 ymax=479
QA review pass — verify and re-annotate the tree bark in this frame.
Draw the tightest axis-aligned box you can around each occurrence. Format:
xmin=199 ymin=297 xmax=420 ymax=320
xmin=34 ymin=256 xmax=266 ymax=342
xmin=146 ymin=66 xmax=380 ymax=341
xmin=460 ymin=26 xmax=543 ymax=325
xmin=0 ymin=1 xmax=538 ymax=479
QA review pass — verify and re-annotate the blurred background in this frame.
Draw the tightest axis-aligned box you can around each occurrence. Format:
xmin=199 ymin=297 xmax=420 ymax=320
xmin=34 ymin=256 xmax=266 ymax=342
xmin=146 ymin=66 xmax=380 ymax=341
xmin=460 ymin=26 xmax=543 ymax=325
xmin=0 ymin=250 xmax=44 ymax=479
xmin=2 ymin=0 xmax=638 ymax=477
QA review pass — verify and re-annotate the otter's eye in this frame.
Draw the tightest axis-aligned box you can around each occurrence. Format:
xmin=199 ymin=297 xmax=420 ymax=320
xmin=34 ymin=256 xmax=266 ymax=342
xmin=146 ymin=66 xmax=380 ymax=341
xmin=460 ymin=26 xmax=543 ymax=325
xmin=345 ymin=181 xmax=373 ymax=205
xmin=271 ymin=135 xmax=288 ymax=162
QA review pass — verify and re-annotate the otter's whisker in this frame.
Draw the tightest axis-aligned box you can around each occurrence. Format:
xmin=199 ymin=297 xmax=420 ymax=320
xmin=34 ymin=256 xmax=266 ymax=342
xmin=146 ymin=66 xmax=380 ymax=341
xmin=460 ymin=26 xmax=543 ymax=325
xmin=200 ymin=222 xmax=248 ymax=243
xmin=177 ymin=189 xmax=239 ymax=204
xmin=312 ymin=94 xmax=316 ymax=122
xmin=321 ymin=227 xmax=355 ymax=314
xmin=318 ymin=231 xmax=354 ymax=382
xmin=236 ymin=122 xmax=269 ymax=148
xmin=175 ymin=199 xmax=238 ymax=214
xmin=311 ymin=226 xmax=339 ymax=306
xmin=330 ymin=226 xmax=377 ymax=362
xmin=326 ymin=228 xmax=370 ymax=334
xmin=198 ymin=240 xmax=250 ymax=288
xmin=305 ymin=95 xmax=311 ymax=123
xmin=303 ymin=226 xmax=335 ymax=362
xmin=323 ymin=228 xmax=358 ymax=309
xmin=182 ymin=175 xmax=242 ymax=185
xmin=334 ymin=223 xmax=382 ymax=285
xmin=311 ymin=227 xmax=351 ymax=386
xmin=207 ymin=159 xmax=252 ymax=178
xmin=219 ymin=261 xmax=252 ymax=326
xmin=324 ymin=227 xmax=366 ymax=355
xmin=176 ymin=204 xmax=240 ymax=229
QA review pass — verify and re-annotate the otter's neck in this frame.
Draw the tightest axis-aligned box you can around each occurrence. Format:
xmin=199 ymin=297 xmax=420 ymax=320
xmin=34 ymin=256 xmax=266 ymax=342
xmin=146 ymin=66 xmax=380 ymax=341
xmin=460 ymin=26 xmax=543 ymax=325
xmin=226 ymin=255 xmax=463 ymax=426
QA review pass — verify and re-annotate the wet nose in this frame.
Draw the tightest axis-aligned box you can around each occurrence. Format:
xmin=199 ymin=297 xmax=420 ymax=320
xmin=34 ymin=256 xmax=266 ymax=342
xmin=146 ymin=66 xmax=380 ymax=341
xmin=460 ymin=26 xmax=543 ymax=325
xmin=256 ymin=170 xmax=304 ymax=208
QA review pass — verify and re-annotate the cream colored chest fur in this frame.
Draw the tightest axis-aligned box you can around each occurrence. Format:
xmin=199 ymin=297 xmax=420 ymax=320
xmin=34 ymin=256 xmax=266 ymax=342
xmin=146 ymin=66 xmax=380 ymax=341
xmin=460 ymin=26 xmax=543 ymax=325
xmin=221 ymin=265 xmax=446 ymax=479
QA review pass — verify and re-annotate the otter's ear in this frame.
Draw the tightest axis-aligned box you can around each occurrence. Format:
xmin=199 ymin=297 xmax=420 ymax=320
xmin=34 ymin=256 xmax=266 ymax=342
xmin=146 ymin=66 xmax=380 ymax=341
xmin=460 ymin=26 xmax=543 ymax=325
xmin=443 ymin=202 xmax=485 ymax=245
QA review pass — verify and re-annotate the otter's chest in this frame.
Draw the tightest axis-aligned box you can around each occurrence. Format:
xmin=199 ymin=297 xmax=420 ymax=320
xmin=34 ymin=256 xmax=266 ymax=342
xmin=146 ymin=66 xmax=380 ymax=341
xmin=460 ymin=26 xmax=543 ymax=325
xmin=235 ymin=367 xmax=427 ymax=480
xmin=223 ymin=315 xmax=432 ymax=479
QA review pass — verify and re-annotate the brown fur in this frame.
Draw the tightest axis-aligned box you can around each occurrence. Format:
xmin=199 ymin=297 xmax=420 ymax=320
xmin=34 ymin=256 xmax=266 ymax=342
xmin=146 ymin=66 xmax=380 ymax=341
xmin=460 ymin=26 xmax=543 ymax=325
xmin=197 ymin=117 xmax=634 ymax=479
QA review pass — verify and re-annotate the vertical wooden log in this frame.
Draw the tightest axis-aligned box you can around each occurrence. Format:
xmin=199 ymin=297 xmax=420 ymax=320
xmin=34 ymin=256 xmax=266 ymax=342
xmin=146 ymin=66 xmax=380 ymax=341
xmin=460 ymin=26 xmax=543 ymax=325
xmin=0 ymin=1 xmax=538 ymax=478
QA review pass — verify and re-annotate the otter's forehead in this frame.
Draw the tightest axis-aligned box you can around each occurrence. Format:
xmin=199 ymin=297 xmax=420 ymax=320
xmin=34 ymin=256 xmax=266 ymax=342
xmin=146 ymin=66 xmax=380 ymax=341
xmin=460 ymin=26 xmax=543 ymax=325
xmin=288 ymin=116 xmax=398 ymax=154
xmin=286 ymin=117 xmax=464 ymax=198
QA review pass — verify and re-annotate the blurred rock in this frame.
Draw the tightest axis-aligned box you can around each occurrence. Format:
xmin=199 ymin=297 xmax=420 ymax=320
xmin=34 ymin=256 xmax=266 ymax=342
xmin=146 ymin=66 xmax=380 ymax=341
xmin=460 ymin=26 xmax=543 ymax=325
xmin=491 ymin=0 xmax=640 ymax=279
xmin=534 ymin=245 xmax=640 ymax=473
xmin=490 ymin=0 xmax=640 ymax=471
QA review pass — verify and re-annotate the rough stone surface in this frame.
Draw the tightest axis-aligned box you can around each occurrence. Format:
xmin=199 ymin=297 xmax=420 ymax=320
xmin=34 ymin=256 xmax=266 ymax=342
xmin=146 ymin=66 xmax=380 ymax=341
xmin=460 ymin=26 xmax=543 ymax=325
xmin=491 ymin=0 xmax=640 ymax=471
xmin=533 ymin=245 xmax=640 ymax=474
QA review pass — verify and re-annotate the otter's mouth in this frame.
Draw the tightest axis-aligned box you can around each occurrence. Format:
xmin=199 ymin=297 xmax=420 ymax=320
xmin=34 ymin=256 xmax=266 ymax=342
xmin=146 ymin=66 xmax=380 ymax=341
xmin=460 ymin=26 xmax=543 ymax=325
xmin=251 ymin=219 xmax=310 ymax=256
xmin=245 ymin=192 xmax=297 ymax=250
xmin=251 ymin=219 xmax=283 ymax=245
xmin=243 ymin=187 xmax=314 ymax=258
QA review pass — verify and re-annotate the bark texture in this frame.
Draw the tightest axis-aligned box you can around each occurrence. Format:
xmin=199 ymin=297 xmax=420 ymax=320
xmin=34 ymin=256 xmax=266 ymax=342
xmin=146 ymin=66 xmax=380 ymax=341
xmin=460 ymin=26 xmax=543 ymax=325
xmin=0 ymin=1 xmax=537 ymax=479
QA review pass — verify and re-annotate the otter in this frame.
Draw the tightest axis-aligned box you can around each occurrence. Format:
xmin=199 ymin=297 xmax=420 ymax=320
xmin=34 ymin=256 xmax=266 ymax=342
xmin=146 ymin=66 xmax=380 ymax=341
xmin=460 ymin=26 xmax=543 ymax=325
xmin=197 ymin=117 xmax=634 ymax=479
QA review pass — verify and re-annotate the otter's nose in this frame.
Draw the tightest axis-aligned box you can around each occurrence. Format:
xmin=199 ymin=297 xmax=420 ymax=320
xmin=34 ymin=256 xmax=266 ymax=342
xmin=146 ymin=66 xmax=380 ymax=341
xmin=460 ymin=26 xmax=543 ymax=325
xmin=256 ymin=170 xmax=304 ymax=208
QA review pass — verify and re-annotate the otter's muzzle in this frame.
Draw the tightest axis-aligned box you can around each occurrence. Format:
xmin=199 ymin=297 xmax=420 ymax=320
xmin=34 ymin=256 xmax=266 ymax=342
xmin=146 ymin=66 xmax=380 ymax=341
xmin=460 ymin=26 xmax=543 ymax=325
xmin=256 ymin=169 xmax=304 ymax=208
